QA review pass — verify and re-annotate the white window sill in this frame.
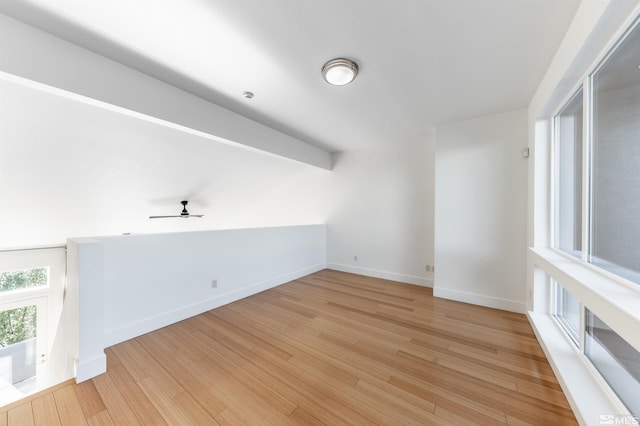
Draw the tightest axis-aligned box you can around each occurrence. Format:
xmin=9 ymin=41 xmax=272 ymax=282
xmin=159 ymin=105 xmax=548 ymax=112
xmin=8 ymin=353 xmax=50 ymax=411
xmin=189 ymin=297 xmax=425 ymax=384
xmin=528 ymin=312 xmax=629 ymax=425
xmin=530 ymin=247 xmax=640 ymax=353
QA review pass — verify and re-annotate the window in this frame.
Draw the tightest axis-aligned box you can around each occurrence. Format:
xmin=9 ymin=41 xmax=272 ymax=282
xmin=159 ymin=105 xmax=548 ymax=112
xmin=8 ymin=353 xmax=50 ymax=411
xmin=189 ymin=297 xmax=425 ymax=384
xmin=0 ymin=248 xmax=65 ymax=405
xmin=554 ymin=282 xmax=580 ymax=345
xmin=0 ymin=268 xmax=49 ymax=394
xmin=585 ymin=310 xmax=640 ymax=417
xmin=591 ymin=21 xmax=640 ymax=284
xmin=553 ymin=19 xmax=640 ymax=285
xmin=0 ymin=300 xmax=45 ymax=393
xmin=554 ymin=89 xmax=583 ymax=258
xmin=548 ymin=16 xmax=640 ymax=418
xmin=0 ymin=268 xmax=48 ymax=293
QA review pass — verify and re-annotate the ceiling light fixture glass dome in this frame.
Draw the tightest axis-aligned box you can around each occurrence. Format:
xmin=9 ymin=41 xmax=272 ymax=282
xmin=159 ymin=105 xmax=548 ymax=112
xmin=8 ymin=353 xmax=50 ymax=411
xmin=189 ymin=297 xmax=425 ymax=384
xmin=321 ymin=58 xmax=359 ymax=86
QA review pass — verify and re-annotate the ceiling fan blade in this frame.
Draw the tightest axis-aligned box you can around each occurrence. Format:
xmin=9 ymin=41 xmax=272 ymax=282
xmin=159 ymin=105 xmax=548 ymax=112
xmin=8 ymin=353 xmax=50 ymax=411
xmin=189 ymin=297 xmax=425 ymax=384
xmin=149 ymin=201 xmax=204 ymax=219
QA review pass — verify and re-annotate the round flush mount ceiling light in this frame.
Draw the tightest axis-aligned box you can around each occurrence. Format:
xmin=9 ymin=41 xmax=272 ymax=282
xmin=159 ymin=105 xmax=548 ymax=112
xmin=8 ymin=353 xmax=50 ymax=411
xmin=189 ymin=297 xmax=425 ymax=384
xmin=321 ymin=58 xmax=359 ymax=86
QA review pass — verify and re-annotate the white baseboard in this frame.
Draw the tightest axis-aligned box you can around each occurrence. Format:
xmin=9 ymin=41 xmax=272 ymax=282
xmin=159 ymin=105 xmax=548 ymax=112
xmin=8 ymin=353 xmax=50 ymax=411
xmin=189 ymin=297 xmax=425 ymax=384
xmin=103 ymin=262 xmax=326 ymax=347
xmin=433 ymin=286 xmax=526 ymax=313
xmin=75 ymin=352 xmax=106 ymax=383
xmin=327 ymin=263 xmax=433 ymax=287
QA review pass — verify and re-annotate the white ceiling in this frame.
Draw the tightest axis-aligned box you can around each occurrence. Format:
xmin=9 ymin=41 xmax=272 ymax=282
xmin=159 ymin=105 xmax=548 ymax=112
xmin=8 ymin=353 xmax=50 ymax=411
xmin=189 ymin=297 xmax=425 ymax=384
xmin=0 ymin=0 xmax=580 ymax=152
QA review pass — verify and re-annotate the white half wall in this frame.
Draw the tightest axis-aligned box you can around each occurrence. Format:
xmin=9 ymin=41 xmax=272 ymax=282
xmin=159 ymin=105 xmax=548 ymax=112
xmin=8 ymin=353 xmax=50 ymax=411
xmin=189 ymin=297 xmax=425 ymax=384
xmin=434 ymin=109 xmax=528 ymax=313
xmin=68 ymin=239 xmax=107 ymax=383
xmin=68 ymin=224 xmax=326 ymax=382
xmin=327 ymin=134 xmax=435 ymax=287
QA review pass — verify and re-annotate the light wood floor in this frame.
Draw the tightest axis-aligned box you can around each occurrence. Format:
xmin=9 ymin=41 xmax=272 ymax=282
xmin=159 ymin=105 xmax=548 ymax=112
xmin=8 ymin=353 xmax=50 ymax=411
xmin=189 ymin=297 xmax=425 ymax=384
xmin=0 ymin=270 xmax=577 ymax=425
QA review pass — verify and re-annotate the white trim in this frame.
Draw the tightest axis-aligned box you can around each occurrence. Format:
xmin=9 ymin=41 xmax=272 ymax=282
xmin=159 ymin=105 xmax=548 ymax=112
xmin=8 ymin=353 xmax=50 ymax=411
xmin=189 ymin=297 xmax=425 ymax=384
xmin=0 ymin=244 xmax=66 ymax=253
xmin=103 ymin=262 xmax=326 ymax=347
xmin=528 ymin=312 xmax=628 ymax=425
xmin=432 ymin=286 xmax=526 ymax=313
xmin=74 ymin=353 xmax=106 ymax=383
xmin=530 ymin=248 xmax=640 ymax=353
xmin=582 ymin=74 xmax=592 ymax=264
xmin=327 ymin=263 xmax=432 ymax=287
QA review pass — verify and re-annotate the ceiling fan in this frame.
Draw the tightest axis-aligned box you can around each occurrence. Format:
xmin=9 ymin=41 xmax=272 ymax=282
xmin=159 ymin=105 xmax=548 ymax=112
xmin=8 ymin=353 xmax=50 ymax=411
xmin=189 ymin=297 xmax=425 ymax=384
xmin=149 ymin=200 xmax=204 ymax=219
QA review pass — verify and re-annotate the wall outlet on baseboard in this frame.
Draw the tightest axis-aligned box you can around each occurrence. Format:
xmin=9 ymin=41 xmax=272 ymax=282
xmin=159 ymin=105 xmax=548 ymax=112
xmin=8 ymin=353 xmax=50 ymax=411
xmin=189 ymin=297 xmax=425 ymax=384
xmin=426 ymin=264 xmax=435 ymax=273
xmin=211 ymin=279 xmax=218 ymax=289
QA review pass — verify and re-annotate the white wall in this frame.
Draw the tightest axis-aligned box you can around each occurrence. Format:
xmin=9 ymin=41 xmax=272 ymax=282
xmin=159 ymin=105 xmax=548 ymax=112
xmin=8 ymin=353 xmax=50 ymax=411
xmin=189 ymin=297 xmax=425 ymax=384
xmin=327 ymin=134 xmax=435 ymax=287
xmin=0 ymin=75 xmax=434 ymax=287
xmin=68 ymin=224 xmax=326 ymax=381
xmin=0 ymin=77 xmax=333 ymax=249
xmin=434 ymin=109 xmax=528 ymax=313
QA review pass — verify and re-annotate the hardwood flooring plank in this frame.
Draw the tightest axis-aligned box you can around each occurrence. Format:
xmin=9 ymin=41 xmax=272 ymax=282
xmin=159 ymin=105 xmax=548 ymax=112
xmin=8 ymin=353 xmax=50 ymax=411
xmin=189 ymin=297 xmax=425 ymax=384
xmin=191 ymin=354 xmax=298 ymax=425
xmin=214 ymin=408 xmax=247 ymax=426
xmin=137 ymin=377 xmax=196 ymax=426
xmin=105 ymin=363 xmax=168 ymax=426
xmin=104 ymin=348 xmax=120 ymax=370
xmin=201 ymin=333 xmax=373 ymax=425
xmin=135 ymin=332 xmax=228 ymax=418
xmin=108 ymin=344 xmax=148 ymax=382
xmin=389 ymin=375 xmax=507 ymax=425
xmin=287 ymin=407 xmax=326 ymax=425
xmin=53 ymin=386 xmax=88 ymax=426
xmin=405 ymin=340 xmax=561 ymax=388
xmin=354 ymin=379 xmax=444 ymax=425
xmin=92 ymin=372 xmax=141 ymax=426
xmin=221 ymin=340 xmax=422 ymax=425
xmin=87 ymin=410 xmax=114 ymax=426
xmin=31 ymin=393 xmax=61 ymax=426
xmin=73 ymin=380 xmax=106 ymax=419
xmin=171 ymin=392 xmax=218 ymax=425
xmin=123 ymin=339 xmax=184 ymax=398
xmin=7 ymin=402 xmax=33 ymax=426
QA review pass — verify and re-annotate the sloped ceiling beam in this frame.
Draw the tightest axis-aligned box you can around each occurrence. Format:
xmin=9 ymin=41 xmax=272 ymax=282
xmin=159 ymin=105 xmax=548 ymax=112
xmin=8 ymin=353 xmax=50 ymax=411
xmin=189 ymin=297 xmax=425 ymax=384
xmin=0 ymin=11 xmax=332 ymax=170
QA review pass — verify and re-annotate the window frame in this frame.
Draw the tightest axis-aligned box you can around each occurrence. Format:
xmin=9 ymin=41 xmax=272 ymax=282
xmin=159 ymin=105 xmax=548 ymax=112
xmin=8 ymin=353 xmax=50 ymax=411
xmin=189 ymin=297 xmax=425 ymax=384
xmin=551 ymin=86 xmax=584 ymax=260
xmin=545 ymin=13 xmax=640 ymax=418
xmin=552 ymin=280 xmax=582 ymax=348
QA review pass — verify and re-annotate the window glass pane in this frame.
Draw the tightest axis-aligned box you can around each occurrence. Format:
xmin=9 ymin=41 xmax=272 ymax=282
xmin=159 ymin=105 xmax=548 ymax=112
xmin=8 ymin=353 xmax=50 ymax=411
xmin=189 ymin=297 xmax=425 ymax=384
xmin=592 ymin=22 xmax=640 ymax=284
xmin=555 ymin=89 xmax=583 ymax=258
xmin=0 ymin=305 xmax=37 ymax=389
xmin=0 ymin=268 xmax=48 ymax=293
xmin=585 ymin=310 xmax=640 ymax=416
xmin=554 ymin=283 xmax=580 ymax=345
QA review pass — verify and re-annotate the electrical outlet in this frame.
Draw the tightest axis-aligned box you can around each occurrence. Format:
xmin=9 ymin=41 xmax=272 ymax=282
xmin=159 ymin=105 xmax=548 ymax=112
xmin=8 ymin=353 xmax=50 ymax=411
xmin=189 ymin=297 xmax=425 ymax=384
xmin=425 ymin=264 xmax=433 ymax=273
xmin=354 ymin=255 xmax=358 ymax=261
xmin=211 ymin=279 xmax=218 ymax=289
